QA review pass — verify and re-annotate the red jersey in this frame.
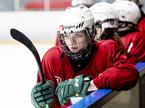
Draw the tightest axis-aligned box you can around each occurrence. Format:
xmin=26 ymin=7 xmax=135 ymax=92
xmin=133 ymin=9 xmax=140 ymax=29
xmin=137 ymin=17 xmax=145 ymax=32
xmin=38 ymin=40 xmax=139 ymax=108
xmin=121 ymin=31 xmax=145 ymax=63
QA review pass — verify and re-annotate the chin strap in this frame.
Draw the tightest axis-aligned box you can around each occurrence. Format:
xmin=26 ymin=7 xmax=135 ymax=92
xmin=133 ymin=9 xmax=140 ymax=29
xmin=114 ymin=32 xmax=128 ymax=56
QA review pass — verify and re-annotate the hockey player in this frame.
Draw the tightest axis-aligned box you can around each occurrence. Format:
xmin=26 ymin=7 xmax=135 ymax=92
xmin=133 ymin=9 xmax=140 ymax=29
xmin=90 ymin=2 xmax=126 ymax=55
xmin=90 ymin=2 xmax=119 ymax=40
xmin=112 ymin=1 xmax=145 ymax=63
xmin=31 ymin=5 xmax=139 ymax=108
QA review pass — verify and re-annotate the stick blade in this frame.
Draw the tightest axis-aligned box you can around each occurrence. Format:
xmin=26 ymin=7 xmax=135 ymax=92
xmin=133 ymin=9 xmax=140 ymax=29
xmin=10 ymin=28 xmax=22 ymax=40
xmin=10 ymin=28 xmax=38 ymax=59
xmin=10 ymin=28 xmax=32 ymax=48
xmin=10 ymin=28 xmax=45 ymax=83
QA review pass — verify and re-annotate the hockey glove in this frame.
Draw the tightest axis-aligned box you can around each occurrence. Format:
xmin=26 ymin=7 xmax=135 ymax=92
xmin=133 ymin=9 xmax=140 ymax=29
xmin=31 ymin=80 xmax=54 ymax=108
xmin=55 ymin=75 xmax=92 ymax=105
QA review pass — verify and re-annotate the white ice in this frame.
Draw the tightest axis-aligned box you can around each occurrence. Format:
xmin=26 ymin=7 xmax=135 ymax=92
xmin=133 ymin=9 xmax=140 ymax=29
xmin=0 ymin=43 xmax=53 ymax=108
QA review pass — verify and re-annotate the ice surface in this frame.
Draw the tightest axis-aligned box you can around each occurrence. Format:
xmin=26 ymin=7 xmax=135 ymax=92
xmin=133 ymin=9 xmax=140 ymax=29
xmin=0 ymin=43 xmax=52 ymax=108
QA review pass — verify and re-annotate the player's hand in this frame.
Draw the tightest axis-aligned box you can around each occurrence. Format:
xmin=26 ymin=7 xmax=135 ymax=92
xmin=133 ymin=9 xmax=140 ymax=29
xmin=55 ymin=75 xmax=92 ymax=105
xmin=31 ymin=80 xmax=54 ymax=108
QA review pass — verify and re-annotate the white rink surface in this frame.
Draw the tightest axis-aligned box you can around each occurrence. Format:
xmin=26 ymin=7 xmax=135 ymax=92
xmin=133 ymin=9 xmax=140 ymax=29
xmin=0 ymin=43 xmax=53 ymax=108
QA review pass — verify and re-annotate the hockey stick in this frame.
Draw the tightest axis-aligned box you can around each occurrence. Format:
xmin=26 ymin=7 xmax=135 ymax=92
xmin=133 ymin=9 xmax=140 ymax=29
xmin=10 ymin=28 xmax=45 ymax=83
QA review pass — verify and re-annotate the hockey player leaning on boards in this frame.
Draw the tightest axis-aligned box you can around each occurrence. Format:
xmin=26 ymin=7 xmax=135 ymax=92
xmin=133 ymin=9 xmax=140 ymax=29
xmin=90 ymin=1 xmax=145 ymax=64
xmin=112 ymin=1 xmax=145 ymax=64
xmin=31 ymin=5 xmax=139 ymax=108
xmin=90 ymin=2 xmax=127 ymax=56
xmin=90 ymin=2 xmax=119 ymax=41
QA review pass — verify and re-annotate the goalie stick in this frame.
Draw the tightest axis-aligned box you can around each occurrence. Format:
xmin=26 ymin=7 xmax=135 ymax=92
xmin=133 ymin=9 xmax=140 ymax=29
xmin=10 ymin=28 xmax=45 ymax=83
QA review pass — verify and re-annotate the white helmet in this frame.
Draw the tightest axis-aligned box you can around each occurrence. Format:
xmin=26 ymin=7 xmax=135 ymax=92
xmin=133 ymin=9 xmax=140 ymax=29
xmin=58 ymin=5 xmax=94 ymax=34
xmin=114 ymin=0 xmax=143 ymax=6
xmin=112 ymin=1 xmax=141 ymax=24
xmin=90 ymin=2 xmax=119 ymax=40
xmin=71 ymin=0 xmax=98 ymax=7
xmin=58 ymin=5 xmax=94 ymax=60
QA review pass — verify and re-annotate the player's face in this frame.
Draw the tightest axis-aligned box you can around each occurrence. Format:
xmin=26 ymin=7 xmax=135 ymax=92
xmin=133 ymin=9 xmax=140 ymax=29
xmin=64 ymin=31 xmax=88 ymax=53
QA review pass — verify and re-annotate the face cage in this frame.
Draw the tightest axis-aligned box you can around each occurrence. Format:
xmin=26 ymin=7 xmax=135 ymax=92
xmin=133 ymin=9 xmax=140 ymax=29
xmin=58 ymin=28 xmax=93 ymax=60
xmin=117 ymin=20 xmax=136 ymax=31
xmin=94 ymin=18 xmax=118 ymax=40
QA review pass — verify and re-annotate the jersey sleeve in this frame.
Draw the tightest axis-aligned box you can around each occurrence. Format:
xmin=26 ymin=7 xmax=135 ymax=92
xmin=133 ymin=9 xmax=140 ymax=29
xmin=37 ymin=47 xmax=61 ymax=86
xmin=121 ymin=31 xmax=145 ymax=63
xmin=93 ymin=63 xmax=139 ymax=90
xmin=128 ymin=32 xmax=145 ymax=63
xmin=93 ymin=40 xmax=139 ymax=90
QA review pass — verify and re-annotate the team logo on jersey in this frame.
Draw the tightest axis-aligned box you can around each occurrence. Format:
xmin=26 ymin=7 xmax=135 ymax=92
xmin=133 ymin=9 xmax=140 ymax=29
xmin=54 ymin=76 xmax=62 ymax=83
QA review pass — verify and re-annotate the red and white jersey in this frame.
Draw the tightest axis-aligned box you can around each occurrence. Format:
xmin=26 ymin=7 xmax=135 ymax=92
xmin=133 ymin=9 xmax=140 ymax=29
xmin=121 ymin=31 xmax=145 ymax=63
xmin=37 ymin=40 xmax=139 ymax=108
xmin=137 ymin=17 xmax=145 ymax=32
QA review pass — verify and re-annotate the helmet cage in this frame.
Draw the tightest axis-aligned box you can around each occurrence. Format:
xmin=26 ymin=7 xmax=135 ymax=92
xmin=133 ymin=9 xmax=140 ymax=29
xmin=58 ymin=28 xmax=93 ymax=60
xmin=95 ymin=18 xmax=118 ymax=28
xmin=117 ymin=20 xmax=136 ymax=31
xmin=94 ymin=18 xmax=118 ymax=40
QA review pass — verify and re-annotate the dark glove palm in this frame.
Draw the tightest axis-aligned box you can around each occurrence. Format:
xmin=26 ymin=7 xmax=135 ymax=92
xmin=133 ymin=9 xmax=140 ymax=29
xmin=31 ymin=80 xmax=54 ymax=108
